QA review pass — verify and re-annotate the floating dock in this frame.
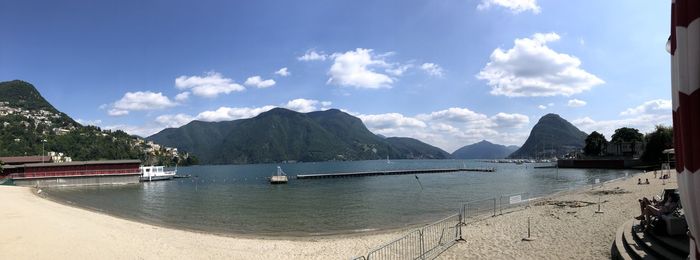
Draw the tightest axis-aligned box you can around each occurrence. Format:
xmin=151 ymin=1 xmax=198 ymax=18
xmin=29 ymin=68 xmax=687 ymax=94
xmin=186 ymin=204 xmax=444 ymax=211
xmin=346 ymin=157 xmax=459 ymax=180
xmin=296 ymin=168 xmax=495 ymax=179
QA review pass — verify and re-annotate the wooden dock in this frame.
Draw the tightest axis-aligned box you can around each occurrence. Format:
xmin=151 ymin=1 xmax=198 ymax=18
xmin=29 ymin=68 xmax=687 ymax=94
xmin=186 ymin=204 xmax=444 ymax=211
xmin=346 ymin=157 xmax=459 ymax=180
xmin=295 ymin=168 xmax=495 ymax=179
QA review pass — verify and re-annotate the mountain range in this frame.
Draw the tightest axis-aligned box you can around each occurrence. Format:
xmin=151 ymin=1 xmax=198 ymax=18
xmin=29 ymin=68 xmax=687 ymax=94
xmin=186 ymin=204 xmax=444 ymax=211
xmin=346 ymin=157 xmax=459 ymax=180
xmin=2 ymin=80 xmax=591 ymax=165
xmin=147 ymin=108 xmax=451 ymax=164
xmin=508 ymin=113 xmax=588 ymax=158
xmin=451 ymin=140 xmax=519 ymax=159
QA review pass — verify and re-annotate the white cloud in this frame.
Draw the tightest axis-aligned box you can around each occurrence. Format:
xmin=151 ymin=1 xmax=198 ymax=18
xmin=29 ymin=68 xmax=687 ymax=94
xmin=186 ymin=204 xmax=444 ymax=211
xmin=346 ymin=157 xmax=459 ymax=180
xmin=155 ymin=114 xmax=195 ymax=128
xmin=175 ymin=92 xmax=190 ymax=102
xmin=538 ymin=105 xmax=547 ymax=110
xmin=76 ymin=119 xmax=103 ymax=126
xmin=477 ymin=0 xmax=541 ymax=14
xmin=386 ymin=64 xmax=412 ymax=76
xmin=620 ymin=99 xmax=671 ymax=116
xmin=567 ymin=99 xmax=587 ymax=107
xmin=244 ymin=76 xmax=276 ymax=88
xmin=298 ymin=50 xmax=328 ymax=61
xmin=357 ymin=113 xmax=427 ymax=130
xmin=102 ymin=124 xmax=164 ymax=138
xmin=420 ymin=63 xmax=444 ymax=77
xmin=275 ymin=67 xmax=291 ymax=77
xmin=283 ymin=98 xmax=323 ymax=113
xmin=477 ymin=33 xmax=604 ymax=97
xmin=175 ymin=72 xmax=245 ymax=98
xmin=321 ymin=101 xmax=332 ymax=108
xmin=195 ymin=106 xmax=277 ymax=122
xmin=108 ymin=109 xmax=129 ymax=116
xmin=417 ymin=107 xmax=491 ymax=124
xmin=354 ymin=107 xmax=531 ymax=152
xmin=573 ymin=99 xmax=672 ymax=137
xmin=327 ymin=48 xmax=394 ymax=89
xmin=490 ymin=112 xmax=529 ymax=128
xmin=108 ymin=91 xmax=177 ymax=116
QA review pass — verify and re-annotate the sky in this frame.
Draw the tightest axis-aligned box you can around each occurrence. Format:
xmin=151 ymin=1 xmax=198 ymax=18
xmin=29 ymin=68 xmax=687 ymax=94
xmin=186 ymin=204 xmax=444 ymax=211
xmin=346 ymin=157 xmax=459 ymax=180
xmin=0 ymin=0 xmax=673 ymax=152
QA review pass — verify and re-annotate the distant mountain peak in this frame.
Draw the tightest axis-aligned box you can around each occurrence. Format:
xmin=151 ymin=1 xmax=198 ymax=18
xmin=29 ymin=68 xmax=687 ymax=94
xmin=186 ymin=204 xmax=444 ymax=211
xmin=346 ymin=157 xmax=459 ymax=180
xmin=508 ymin=114 xmax=587 ymax=158
xmin=0 ymin=80 xmax=59 ymax=113
xmin=452 ymin=140 xmax=517 ymax=159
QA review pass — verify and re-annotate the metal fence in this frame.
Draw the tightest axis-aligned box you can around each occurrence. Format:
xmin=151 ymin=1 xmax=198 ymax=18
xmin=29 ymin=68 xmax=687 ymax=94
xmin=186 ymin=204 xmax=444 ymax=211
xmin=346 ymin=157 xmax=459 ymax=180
xmin=364 ymin=214 xmax=460 ymax=260
xmin=498 ymin=192 xmax=531 ymax=215
xmin=355 ymin=192 xmax=533 ymax=260
xmin=460 ymin=192 xmax=530 ymax=224
xmin=419 ymin=214 xmax=460 ymax=258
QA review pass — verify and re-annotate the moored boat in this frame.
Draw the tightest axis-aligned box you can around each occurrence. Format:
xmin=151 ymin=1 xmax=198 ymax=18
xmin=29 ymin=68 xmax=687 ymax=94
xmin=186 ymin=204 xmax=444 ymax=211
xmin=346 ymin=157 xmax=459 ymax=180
xmin=140 ymin=165 xmax=176 ymax=182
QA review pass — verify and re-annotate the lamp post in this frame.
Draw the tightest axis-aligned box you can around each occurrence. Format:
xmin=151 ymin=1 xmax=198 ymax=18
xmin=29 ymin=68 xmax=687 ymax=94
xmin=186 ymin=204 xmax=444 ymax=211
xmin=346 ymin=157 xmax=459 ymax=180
xmin=41 ymin=139 xmax=47 ymax=163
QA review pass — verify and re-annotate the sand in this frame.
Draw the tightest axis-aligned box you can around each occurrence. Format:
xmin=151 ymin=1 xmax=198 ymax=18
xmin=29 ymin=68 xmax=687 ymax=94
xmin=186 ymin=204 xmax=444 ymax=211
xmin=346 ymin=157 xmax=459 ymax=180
xmin=0 ymin=170 xmax=676 ymax=259
xmin=437 ymin=170 xmax=678 ymax=260
xmin=0 ymin=185 xmax=402 ymax=260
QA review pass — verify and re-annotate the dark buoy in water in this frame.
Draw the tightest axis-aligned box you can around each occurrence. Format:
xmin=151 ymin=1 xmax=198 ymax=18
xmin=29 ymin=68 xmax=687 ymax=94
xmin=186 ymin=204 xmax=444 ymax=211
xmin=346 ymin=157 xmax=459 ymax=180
xmin=415 ymin=175 xmax=423 ymax=190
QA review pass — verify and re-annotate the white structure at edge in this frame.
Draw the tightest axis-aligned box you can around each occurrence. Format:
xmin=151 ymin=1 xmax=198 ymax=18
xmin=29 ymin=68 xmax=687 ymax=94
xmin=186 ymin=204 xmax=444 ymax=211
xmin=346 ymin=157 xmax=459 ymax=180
xmin=140 ymin=165 xmax=176 ymax=182
xmin=270 ymin=166 xmax=288 ymax=184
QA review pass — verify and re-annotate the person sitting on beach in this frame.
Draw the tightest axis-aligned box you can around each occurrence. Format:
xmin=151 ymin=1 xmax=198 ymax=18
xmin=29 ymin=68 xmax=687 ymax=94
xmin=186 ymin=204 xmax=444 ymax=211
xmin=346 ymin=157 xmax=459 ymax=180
xmin=638 ymin=178 xmax=642 ymax=185
xmin=636 ymin=192 xmax=680 ymax=230
xmin=645 ymin=179 xmax=650 ymax=185
xmin=636 ymin=189 xmax=675 ymax=221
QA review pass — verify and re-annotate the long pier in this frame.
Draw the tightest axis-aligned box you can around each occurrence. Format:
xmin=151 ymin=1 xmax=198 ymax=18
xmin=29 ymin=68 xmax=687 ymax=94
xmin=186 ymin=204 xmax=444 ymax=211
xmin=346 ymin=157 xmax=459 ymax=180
xmin=295 ymin=167 xmax=495 ymax=179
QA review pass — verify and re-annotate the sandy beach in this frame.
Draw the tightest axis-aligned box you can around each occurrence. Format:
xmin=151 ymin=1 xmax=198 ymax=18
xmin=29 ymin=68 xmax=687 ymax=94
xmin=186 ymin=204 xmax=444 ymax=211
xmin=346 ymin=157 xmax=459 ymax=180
xmin=438 ymin=170 xmax=677 ymax=259
xmin=0 ymin=170 xmax=676 ymax=259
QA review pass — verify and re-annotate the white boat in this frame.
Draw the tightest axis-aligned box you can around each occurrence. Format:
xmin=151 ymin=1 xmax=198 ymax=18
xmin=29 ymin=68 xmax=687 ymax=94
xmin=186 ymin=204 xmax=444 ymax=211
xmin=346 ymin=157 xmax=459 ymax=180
xmin=140 ymin=165 xmax=176 ymax=182
xmin=269 ymin=166 xmax=288 ymax=184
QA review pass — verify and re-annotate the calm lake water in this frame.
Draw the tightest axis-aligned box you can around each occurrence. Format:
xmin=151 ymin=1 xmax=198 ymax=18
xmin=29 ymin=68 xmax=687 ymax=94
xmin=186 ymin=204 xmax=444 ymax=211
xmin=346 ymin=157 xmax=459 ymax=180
xmin=44 ymin=159 xmax=638 ymax=236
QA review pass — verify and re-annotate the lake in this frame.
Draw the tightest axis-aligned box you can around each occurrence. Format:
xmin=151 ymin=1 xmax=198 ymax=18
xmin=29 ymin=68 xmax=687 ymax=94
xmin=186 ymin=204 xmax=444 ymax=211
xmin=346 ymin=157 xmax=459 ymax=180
xmin=44 ymin=159 xmax=637 ymax=236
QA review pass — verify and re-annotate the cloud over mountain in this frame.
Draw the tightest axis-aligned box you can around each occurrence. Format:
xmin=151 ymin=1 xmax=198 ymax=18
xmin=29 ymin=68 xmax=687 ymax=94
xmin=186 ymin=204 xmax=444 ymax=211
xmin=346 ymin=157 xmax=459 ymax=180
xmin=478 ymin=33 xmax=604 ymax=97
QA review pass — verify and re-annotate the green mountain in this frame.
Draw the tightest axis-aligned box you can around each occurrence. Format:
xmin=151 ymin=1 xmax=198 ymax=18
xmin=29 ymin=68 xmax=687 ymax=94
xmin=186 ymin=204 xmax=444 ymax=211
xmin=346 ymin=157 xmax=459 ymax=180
xmin=148 ymin=108 xmax=452 ymax=164
xmin=452 ymin=140 xmax=519 ymax=159
xmin=0 ymin=80 xmax=59 ymax=112
xmin=385 ymin=137 xmax=452 ymax=159
xmin=508 ymin=113 xmax=588 ymax=159
xmin=0 ymin=80 xmax=191 ymax=165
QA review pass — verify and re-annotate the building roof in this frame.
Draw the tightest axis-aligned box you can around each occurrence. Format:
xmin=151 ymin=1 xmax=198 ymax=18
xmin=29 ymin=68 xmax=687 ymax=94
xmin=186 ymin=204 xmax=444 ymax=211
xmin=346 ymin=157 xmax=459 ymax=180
xmin=21 ymin=159 xmax=141 ymax=168
xmin=0 ymin=156 xmax=52 ymax=165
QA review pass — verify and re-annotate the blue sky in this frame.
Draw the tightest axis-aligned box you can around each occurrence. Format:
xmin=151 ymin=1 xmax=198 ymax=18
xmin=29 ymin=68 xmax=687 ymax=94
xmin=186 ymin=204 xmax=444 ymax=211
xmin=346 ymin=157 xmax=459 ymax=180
xmin=0 ymin=0 xmax=672 ymax=152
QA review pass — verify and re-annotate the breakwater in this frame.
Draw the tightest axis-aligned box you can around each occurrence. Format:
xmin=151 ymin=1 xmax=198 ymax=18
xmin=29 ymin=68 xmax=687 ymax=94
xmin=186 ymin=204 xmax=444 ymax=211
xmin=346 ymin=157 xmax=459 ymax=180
xmin=296 ymin=167 xmax=495 ymax=179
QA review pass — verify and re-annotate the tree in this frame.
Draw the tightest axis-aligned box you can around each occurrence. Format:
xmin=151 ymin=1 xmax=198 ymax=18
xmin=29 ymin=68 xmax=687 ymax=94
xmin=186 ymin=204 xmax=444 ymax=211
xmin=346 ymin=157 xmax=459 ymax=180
xmin=584 ymin=131 xmax=608 ymax=156
xmin=641 ymin=125 xmax=673 ymax=164
xmin=611 ymin=127 xmax=644 ymax=143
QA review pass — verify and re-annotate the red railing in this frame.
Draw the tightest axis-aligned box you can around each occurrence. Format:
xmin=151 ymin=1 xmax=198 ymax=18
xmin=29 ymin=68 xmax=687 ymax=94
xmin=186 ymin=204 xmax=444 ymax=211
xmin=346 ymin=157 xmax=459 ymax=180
xmin=9 ymin=169 xmax=140 ymax=179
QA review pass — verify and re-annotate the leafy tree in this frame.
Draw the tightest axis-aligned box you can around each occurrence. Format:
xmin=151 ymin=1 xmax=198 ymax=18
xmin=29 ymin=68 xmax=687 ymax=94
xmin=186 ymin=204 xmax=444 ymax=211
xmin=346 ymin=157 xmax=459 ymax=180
xmin=611 ymin=127 xmax=644 ymax=143
xmin=641 ymin=125 xmax=673 ymax=164
xmin=584 ymin=131 xmax=608 ymax=156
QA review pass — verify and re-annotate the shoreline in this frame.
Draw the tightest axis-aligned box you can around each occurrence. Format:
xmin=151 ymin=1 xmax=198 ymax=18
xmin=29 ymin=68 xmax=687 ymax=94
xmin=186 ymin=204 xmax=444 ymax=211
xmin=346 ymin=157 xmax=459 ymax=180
xmin=39 ymin=189 xmax=422 ymax=241
xmin=0 ymin=170 xmax=668 ymax=259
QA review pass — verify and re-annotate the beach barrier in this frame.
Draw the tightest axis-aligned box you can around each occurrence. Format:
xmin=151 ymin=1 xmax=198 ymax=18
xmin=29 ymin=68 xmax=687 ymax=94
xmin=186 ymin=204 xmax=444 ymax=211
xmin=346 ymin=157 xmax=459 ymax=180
xmin=356 ymin=192 xmax=534 ymax=260
xmin=460 ymin=192 xmax=531 ymax=224
xmin=364 ymin=214 xmax=460 ymax=260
